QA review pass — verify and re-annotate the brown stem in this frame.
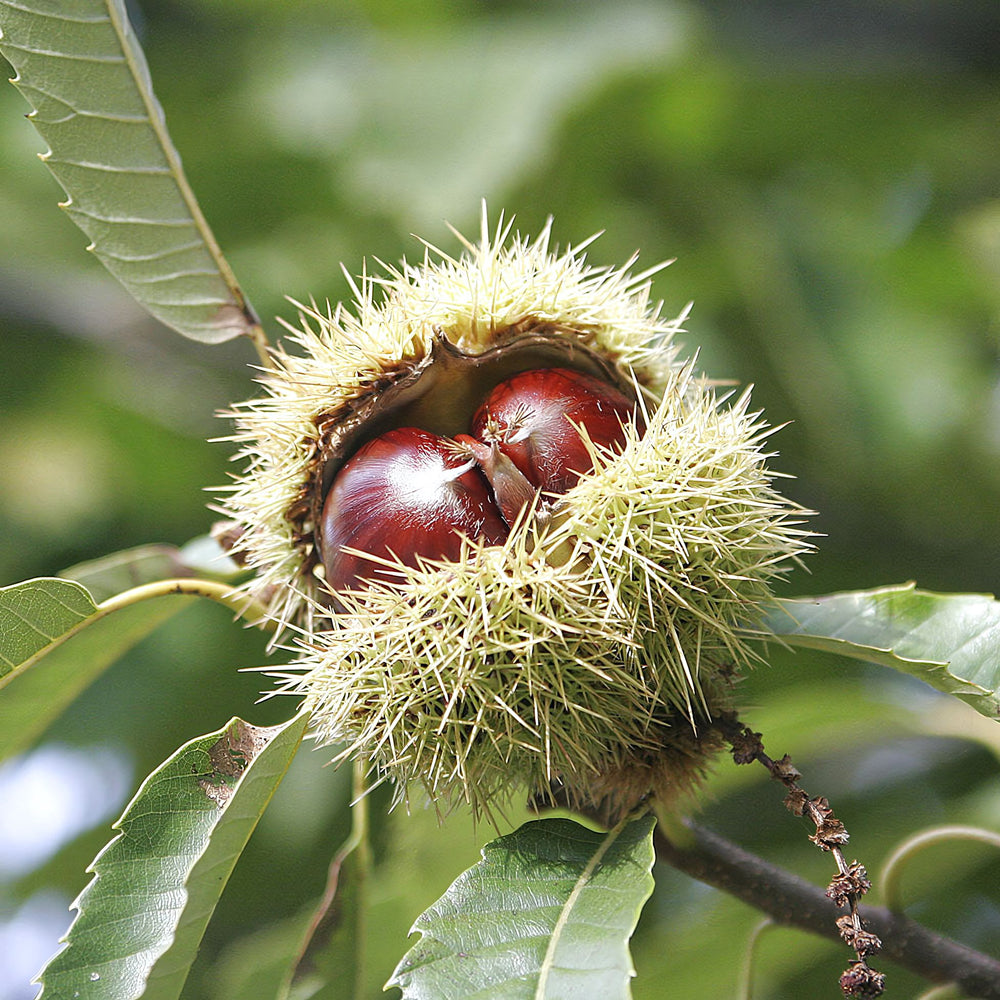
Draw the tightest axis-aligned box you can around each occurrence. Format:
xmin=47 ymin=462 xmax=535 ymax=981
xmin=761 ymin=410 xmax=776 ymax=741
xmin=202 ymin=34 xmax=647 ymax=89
xmin=720 ymin=716 xmax=885 ymax=995
xmin=654 ymin=821 xmax=1000 ymax=999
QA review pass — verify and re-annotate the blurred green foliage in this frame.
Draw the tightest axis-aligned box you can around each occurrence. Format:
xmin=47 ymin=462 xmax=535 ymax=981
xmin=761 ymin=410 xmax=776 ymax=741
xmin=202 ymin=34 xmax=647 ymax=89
xmin=1 ymin=0 xmax=998 ymax=997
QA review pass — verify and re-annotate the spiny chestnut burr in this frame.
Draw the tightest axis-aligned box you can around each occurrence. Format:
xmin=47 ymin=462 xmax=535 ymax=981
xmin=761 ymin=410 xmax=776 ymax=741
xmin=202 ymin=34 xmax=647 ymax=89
xmin=319 ymin=426 xmax=508 ymax=594
xmin=224 ymin=213 xmax=814 ymax=817
xmin=470 ymin=367 xmax=640 ymax=495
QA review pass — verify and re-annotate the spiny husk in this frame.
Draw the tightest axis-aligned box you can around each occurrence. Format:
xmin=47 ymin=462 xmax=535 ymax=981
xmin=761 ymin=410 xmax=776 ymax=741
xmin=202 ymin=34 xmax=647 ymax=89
xmin=271 ymin=363 xmax=812 ymax=818
xmin=218 ymin=208 xmax=686 ymax=636
xmin=221 ymin=209 xmax=812 ymax=818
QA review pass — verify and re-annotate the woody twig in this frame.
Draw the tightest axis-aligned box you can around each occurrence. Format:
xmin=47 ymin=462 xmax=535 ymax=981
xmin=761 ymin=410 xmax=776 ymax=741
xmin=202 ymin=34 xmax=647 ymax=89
xmin=721 ymin=716 xmax=886 ymax=998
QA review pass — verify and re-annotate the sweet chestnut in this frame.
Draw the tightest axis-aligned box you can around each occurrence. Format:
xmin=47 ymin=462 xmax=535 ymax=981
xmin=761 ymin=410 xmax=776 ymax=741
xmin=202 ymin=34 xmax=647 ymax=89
xmin=471 ymin=367 xmax=639 ymax=494
xmin=320 ymin=368 xmax=640 ymax=595
xmin=319 ymin=426 xmax=508 ymax=593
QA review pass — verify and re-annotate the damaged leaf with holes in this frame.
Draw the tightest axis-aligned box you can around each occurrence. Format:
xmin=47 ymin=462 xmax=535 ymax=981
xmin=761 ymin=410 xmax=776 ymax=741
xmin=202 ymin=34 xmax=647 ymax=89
xmin=36 ymin=714 xmax=307 ymax=999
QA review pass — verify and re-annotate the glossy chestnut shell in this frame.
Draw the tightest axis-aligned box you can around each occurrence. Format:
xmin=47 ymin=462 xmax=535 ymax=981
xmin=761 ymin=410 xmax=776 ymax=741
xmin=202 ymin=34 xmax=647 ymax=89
xmin=471 ymin=367 xmax=639 ymax=495
xmin=319 ymin=427 xmax=508 ymax=593
xmin=319 ymin=365 xmax=641 ymax=596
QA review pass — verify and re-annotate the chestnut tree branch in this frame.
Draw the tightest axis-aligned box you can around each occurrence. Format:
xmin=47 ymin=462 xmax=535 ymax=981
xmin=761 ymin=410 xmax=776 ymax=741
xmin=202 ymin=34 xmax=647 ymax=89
xmin=654 ymin=820 xmax=1000 ymax=999
xmin=720 ymin=717 xmax=884 ymax=995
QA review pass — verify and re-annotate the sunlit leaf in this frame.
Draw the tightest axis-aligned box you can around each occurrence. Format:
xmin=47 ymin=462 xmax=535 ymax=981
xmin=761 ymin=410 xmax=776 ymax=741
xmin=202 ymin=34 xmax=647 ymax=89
xmin=389 ymin=815 xmax=656 ymax=1000
xmin=37 ymin=713 xmax=309 ymax=1000
xmin=62 ymin=537 xmax=245 ymax=604
xmin=764 ymin=583 xmax=1000 ymax=719
xmin=0 ymin=0 xmax=260 ymax=344
xmin=1 ymin=577 xmax=99 ymax=680
xmin=0 ymin=578 xmax=191 ymax=761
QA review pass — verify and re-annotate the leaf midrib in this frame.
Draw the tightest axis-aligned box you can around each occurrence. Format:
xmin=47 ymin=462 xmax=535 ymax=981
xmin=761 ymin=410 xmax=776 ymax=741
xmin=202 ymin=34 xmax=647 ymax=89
xmin=534 ymin=817 xmax=631 ymax=999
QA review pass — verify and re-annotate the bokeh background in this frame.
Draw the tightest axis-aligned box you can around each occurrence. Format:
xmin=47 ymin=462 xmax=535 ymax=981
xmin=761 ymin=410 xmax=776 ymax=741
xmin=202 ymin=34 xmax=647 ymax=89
xmin=1 ymin=0 xmax=999 ymax=997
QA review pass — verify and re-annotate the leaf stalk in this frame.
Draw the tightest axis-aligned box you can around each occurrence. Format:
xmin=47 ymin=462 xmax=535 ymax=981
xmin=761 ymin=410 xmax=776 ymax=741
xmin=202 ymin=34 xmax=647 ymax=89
xmin=98 ymin=577 xmax=273 ymax=630
xmin=879 ymin=825 xmax=1000 ymax=914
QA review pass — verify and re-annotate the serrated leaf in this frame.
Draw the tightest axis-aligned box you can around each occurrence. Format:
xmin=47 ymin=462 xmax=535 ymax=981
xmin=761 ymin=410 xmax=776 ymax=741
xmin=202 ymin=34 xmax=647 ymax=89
xmin=0 ymin=577 xmax=98 ymax=677
xmin=389 ymin=815 xmax=656 ymax=1000
xmin=0 ymin=577 xmax=193 ymax=760
xmin=764 ymin=583 xmax=1000 ymax=719
xmin=0 ymin=0 xmax=259 ymax=344
xmin=37 ymin=712 xmax=309 ymax=1000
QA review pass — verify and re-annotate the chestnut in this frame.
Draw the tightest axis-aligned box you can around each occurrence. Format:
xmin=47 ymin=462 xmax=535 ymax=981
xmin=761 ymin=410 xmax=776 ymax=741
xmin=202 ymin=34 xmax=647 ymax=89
xmin=471 ymin=367 xmax=639 ymax=495
xmin=320 ymin=369 xmax=641 ymax=595
xmin=319 ymin=426 xmax=509 ymax=594
xmin=222 ymin=214 xmax=817 ymax=822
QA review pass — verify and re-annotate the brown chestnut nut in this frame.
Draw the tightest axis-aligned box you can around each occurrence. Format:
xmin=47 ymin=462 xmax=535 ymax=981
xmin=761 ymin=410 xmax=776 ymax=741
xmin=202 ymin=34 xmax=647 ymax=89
xmin=471 ymin=367 xmax=640 ymax=495
xmin=320 ymin=427 xmax=509 ymax=594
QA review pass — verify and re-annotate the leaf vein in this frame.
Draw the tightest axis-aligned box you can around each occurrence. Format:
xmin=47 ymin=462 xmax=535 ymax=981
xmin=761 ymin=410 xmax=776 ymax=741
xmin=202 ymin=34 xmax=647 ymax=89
xmin=66 ymin=207 xmax=199 ymax=227
xmin=125 ymin=267 xmax=227 ymax=284
xmin=96 ymin=240 xmax=206 ymax=262
xmin=10 ymin=86 xmax=151 ymax=124
xmin=44 ymin=158 xmax=172 ymax=175
xmin=1 ymin=41 xmax=125 ymax=63
xmin=0 ymin=0 xmax=109 ymax=23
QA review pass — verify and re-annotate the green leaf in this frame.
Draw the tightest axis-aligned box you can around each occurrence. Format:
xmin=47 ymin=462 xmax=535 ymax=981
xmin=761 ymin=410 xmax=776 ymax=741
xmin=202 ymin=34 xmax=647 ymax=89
xmin=0 ymin=577 xmax=99 ymax=679
xmin=388 ymin=815 xmax=656 ymax=1000
xmin=764 ymin=583 xmax=1000 ymax=719
xmin=38 ymin=713 xmax=309 ymax=1000
xmin=0 ymin=577 xmax=193 ymax=760
xmin=62 ymin=537 xmax=245 ymax=604
xmin=0 ymin=0 xmax=259 ymax=344
xmin=281 ymin=832 xmax=367 ymax=1000
xmin=280 ymin=768 xmax=371 ymax=1000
